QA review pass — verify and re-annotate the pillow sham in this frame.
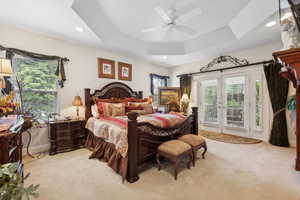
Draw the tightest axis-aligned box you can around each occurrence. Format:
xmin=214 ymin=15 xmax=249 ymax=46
xmin=95 ymin=101 xmax=112 ymax=117
xmin=141 ymin=104 xmax=154 ymax=114
xmin=125 ymin=105 xmax=143 ymax=113
xmin=128 ymin=102 xmax=149 ymax=107
xmin=110 ymin=103 xmax=126 ymax=117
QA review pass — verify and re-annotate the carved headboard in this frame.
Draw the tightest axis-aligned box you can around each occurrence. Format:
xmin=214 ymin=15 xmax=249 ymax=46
xmin=84 ymin=82 xmax=143 ymax=119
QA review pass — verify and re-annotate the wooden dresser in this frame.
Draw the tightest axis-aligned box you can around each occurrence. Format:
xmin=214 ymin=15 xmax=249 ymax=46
xmin=0 ymin=116 xmax=24 ymax=165
xmin=49 ymin=119 xmax=86 ymax=155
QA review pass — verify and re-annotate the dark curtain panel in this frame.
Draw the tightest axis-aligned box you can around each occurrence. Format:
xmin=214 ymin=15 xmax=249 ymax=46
xmin=0 ymin=45 xmax=68 ymax=88
xmin=264 ymin=62 xmax=290 ymax=147
xmin=180 ymin=75 xmax=192 ymax=98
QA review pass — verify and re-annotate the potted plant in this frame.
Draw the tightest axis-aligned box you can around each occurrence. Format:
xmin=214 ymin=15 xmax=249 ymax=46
xmin=0 ymin=163 xmax=39 ymax=200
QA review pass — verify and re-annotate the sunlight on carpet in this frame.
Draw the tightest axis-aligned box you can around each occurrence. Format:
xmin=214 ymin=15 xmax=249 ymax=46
xmin=199 ymin=130 xmax=262 ymax=144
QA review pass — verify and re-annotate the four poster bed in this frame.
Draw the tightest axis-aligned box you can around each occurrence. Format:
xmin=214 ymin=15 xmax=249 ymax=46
xmin=84 ymin=82 xmax=198 ymax=183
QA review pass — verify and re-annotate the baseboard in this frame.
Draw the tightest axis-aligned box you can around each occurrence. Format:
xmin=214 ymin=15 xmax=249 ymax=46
xmin=22 ymin=143 xmax=50 ymax=156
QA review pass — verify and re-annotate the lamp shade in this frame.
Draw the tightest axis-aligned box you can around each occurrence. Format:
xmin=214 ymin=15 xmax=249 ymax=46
xmin=72 ymin=96 xmax=83 ymax=106
xmin=0 ymin=58 xmax=13 ymax=76
xmin=181 ymin=93 xmax=190 ymax=103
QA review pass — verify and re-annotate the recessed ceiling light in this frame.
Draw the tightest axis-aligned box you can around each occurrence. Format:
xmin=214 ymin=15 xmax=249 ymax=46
xmin=75 ymin=26 xmax=84 ymax=32
xmin=266 ymin=21 xmax=277 ymax=27
xmin=163 ymin=56 xmax=167 ymax=59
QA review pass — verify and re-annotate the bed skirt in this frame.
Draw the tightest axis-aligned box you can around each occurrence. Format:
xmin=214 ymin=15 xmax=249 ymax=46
xmin=85 ymin=131 xmax=128 ymax=180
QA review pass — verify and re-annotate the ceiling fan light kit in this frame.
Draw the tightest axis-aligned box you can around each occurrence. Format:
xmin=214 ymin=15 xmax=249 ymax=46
xmin=141 ymin=2 xmax=202 ymax=37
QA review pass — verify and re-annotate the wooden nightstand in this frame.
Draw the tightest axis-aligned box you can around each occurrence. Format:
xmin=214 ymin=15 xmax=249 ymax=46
xmin=49 ymin=119 xmax=86 ymax=155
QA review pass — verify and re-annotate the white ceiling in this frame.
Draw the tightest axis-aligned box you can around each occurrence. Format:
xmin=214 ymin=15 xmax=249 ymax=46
xmin=0 ymin=0 xmax=281 ymax=67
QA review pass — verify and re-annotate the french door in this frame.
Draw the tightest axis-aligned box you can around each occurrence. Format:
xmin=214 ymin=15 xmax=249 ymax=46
xmin=199 ymin=72 xmax=263 ymax=139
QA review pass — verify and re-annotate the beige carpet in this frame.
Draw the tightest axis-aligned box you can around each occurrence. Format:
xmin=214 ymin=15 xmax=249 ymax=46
xmin=200 ymin=130 xmax=262 ymax=144
xmin=24 ymin=140 xmax=300 ymax=200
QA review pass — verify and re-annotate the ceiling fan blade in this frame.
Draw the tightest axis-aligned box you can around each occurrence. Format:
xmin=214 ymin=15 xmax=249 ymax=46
xmin=177 ymin=7 xmax=202 ymax=23
xmin=154 ymin=6 xmax=172 ymax=23
xmin=141 ymin=24 xmax=168 ymax=33
xmin=175 ymin=25 xmax=197 ymax=35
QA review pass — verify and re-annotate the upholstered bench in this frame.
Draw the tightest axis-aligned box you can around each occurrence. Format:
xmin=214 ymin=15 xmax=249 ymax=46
xmin=156 ymin=140 xmax=193 ymax=180
xmin=178 ymin=134 xmax=207 ymax=166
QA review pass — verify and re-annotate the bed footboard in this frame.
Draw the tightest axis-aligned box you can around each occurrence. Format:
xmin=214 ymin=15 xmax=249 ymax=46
xmin=126 ymin=107 xmax=198 ymax=183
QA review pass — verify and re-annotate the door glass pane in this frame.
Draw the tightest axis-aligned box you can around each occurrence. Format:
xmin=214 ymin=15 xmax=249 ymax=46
xmin=224 ymin=76 xmax=245 ymax=128
xmin=202 ymin=80 xmax=218 ymax=123
xmin=255 ymin=79 xmax=263 ymax=130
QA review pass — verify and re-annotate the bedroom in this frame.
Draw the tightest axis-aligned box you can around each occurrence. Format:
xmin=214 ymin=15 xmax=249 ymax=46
xmin=0 ymin=0 xmax=299 ymax=200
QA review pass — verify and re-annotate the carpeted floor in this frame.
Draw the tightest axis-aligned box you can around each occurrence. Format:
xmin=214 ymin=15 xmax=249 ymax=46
xmin=24 ymin=140 xmax=300 ymax=200
xmin=200 ymin=130 xmax=262 ymax=144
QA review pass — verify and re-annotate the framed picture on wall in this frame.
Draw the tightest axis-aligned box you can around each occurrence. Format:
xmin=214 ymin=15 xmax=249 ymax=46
xmin=98 ymin=58 xmax=115 ymax=79
xmin=158 ymin=87 xmax=181 ymax=105
xmin=118 ymin=62 xmax=132 ymax=81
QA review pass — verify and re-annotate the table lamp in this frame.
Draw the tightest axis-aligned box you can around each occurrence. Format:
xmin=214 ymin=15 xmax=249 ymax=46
xmin=180 ymin=93 xmax=190 ymax=114
xmin=0 ymin=58 xmax=13 ymax=88
xmin=72 ymin=96 xmax=83 ymax=120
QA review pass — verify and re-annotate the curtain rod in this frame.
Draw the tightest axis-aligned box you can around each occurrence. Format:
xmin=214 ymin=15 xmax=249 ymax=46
xmin=0 ymin=45 xmax=70 ymax=62
xmin=176 ymin=60 xmax=274 ymax=77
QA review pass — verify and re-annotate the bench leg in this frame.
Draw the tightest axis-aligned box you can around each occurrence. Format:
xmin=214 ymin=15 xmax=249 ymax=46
xmin=192 ymin=150 xmax=197 ymax=167
xmin=174 ymin=159 xmax=178 ymax=180
xmin=156 ymin=153 xmax=161 ymax=171
xmin=187 ymin=153 xmax=192 ymax=169
xmin=202 ymin=142 xmax=207 ymax=159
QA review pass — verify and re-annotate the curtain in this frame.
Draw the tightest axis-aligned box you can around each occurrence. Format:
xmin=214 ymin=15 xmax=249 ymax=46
xmin=0 ymin=45 xmax=68 ymax=88
xmin=180 ymin=75 xmax=192 ymax=98
xmin=264 ymin=62 xmax=290 ymax=147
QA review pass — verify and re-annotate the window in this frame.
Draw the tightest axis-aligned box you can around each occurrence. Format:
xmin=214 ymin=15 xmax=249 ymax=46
xmin=150 ymin=74 xmax=169 ymax=95
xmin=224 ymin=76 xmax=245 ymax=128
xmin=255 ymin=79 xmax=263 ymax=130
xmin=12 ymin=56 xmax=58 ymax=120
xmin=202 ymin=79 xmax=218 ymax=123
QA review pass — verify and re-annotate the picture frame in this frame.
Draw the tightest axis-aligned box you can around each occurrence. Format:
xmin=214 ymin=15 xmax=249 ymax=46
xmin=158 ymin=87 xmax=181 ymax=106
xmin=98 ymin=58 xmax=115 ymax=79
xmin=118 ymin=62 xmax=132 ymax=81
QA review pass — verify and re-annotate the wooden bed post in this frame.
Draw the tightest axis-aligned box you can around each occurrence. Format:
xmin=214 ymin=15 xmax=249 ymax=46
xmin=84 ymin=88 xmax=91 ymax=120
xmin=192 ymin=107 xmax=198 ymax=135
xmin=127 ymin=112 xmax=139 ymax=183
xmin=138 ymin=91 xmax=143 ymax=99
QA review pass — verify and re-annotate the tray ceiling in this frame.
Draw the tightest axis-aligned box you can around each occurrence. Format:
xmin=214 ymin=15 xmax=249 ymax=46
xmin=0 ymin=0 xmax=280 ymax=66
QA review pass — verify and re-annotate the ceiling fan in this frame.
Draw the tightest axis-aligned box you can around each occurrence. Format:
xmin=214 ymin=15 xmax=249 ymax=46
xmin=141 ymin=4 xmax=202 ymax=36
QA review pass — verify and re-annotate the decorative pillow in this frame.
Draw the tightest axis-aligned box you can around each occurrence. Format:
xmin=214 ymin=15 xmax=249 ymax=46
xmin=125 ymin=105 xmax=143 ymax=113
xmin=128 ymin=98 xmax=148 ymax=103
xmin=141 ymin=104 xmax=154 ymax=114
xmin=110 ymin=103 xmax=126 ymax=117
xmin=129 ymin=102 xmax=149 ymax=107
xmin=91 ymin=104 xmax=100 ymax=118
xmin=95 ymin=101 xmax=112 ymax=117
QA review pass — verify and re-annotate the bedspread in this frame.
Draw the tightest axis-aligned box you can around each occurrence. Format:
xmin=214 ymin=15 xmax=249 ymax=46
xmin=86 ymin=113 xmax=187 ymax=157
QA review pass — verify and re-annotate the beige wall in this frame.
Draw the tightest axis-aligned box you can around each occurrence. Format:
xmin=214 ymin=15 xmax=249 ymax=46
xmin=0 ymin=24 xmax=170 ymax=118
xmin=0 ymin=24 xmax=170 ymax=153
